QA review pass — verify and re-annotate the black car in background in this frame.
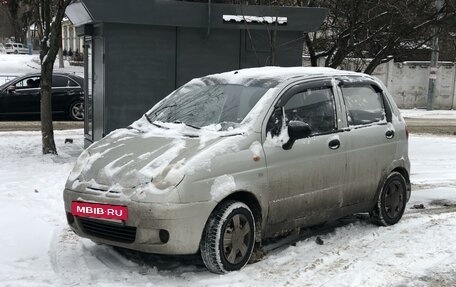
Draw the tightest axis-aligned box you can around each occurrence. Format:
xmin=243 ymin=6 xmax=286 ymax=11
xmin=0 ymin=73 xmax=84 ymax=121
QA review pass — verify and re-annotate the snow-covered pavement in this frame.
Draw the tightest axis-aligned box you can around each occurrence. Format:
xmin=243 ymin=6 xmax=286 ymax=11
xmin=0 ymin=130 xmax=455 ymax=286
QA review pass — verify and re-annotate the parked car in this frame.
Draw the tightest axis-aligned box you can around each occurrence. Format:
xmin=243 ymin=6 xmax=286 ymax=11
xmin=5 ymin=42 xmax=28 ymax=54
xmin=63 ymin=67 xmax=410 ymax=273
xmin=0 ymin=73 xmax=84 ymax=120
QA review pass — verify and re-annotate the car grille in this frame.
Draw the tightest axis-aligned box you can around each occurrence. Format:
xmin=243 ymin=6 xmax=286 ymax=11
xmin=79 ymin=217 xmax=136 ymax=243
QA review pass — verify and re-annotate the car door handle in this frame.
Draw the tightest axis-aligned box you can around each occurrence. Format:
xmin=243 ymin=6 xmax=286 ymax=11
xmin=328 ymin=139 xmax=340 ymax=150
xmin=385 ymin=130 xmax=395 ymax=139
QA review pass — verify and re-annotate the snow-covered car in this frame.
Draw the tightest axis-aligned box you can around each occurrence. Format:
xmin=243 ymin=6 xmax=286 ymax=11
xmin=64 ymin=67 xmax=411 ymax=274
xmin=5 ymin=43 xmax=28 ymax=54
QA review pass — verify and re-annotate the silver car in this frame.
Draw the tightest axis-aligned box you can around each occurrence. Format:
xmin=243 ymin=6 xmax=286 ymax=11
xmin=64 ymin=67 xmax=411 ymax=273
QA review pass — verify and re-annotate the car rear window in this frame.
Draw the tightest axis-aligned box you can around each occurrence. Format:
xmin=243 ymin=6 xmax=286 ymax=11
xmin=342 ymin=85 xmax=386 ymax=126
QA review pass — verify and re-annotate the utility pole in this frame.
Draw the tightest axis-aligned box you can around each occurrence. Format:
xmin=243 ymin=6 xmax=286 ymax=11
xmin=427 ymin=0 xmax=444 ymax=111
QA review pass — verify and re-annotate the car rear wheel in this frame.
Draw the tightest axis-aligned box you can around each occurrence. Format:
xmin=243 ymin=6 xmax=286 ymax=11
xmin=370 ymin=172 xmax=407 ymax=226
xmin=69 ymin=100 xmax=84 ymax=121
xmin=200 ymin=200 xmax=255 ymax=274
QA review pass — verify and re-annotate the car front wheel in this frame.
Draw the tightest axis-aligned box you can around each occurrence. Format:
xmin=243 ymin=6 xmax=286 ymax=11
xmin=370 ymin=171 xmax=407 ymax=226
xmin=200 ymin=200 xmax=255 ymax=274
xmin=69 ymin=100 xmax=84 ymax=121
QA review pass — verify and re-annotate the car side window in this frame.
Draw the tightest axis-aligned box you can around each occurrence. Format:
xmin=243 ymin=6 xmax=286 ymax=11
xmin=53 ymin=76 xmax=69 ymax=87
xmin=15 ymin=77 xmax=40 ymax=89
xmin=341 ymin=85 xmax=386 ymax=126
xmin=283 ymin=86 xmax=337 ymax=134
xmin=267 ymin=86 xmax=337 ymax=136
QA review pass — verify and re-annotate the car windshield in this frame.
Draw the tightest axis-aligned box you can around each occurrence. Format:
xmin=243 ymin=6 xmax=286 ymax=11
xmin=145 ymin=79 xmax=270 ymax=131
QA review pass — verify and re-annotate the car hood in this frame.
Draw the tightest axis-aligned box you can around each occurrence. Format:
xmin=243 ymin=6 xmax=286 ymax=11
xmin=67 ymin=128 xmax=217 ymax=191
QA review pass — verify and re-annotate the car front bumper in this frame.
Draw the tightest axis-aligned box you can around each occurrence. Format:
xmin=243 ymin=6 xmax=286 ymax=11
xmin=63 ymin=188 xmax=216 ymax=255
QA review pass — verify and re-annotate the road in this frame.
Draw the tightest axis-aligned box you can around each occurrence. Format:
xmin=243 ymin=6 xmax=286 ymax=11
xmin=405 ymin=118 xmax=456 ymax=135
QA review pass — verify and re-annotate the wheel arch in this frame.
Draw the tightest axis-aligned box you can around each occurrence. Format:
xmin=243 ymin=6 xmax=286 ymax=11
xmin=205 ymin=190 xmax=263 ymax=244
xmin=391 ymin=166 xmax=411 ymax=200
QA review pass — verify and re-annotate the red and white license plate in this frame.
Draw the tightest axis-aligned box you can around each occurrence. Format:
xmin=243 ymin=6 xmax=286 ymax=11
xmin=71 ymin=201 xmax=128 ymax=221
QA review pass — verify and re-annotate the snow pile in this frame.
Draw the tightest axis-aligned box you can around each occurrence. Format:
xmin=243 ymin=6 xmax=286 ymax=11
xmin=249 ymin=141 xmax=263 ymax=157
xmin=210 ymin=175 xmax=236 ymax=200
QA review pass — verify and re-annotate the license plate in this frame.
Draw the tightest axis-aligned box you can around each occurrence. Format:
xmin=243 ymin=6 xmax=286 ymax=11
xmin=71 ymin=201 xmax=128 ymax=221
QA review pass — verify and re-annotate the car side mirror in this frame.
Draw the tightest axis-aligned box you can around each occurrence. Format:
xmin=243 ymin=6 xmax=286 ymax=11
xmin=7 ymin=86 xmax=16 ymax=93
xmin=282 ymin=120 xmax=312 ymax=150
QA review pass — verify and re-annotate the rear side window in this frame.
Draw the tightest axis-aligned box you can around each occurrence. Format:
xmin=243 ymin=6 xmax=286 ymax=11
xmin=52 ymin=76 xmax=69 ymax=87
xmin=283 ymin=86 xmax=337 ymax=134
xmin=341 ymin=85 xmax=385 ymax=126
xmin=68 ymin=79 xmax=80 ymax=87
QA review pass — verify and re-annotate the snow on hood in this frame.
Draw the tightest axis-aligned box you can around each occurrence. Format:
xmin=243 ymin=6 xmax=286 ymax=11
xmin=67 ymin=121 xmax=246 ymax=197
xmin=68 ymin=129 xmax=196 ymax=190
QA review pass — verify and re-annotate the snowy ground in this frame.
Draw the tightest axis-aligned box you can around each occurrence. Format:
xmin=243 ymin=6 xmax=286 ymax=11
xmin=0 ymin=54 xmax=83 ymax=85
xmin=1 ymin=130 xmax=456 ymax=287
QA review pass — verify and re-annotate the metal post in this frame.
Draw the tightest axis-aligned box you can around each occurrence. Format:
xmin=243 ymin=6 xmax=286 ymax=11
xmin=427 ymin=0 xmax=444 ymax=110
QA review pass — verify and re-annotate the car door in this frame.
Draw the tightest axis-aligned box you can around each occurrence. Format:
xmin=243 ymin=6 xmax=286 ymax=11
xmin=4 ymin=76 xmax=41 ymax=114
xmin=52 ymin=75 xmax=73 ymax=114
xmin=263 ymin=79 xmax=347 ymax=231
xmin=339 ymin=80 xmax=397 ymax=206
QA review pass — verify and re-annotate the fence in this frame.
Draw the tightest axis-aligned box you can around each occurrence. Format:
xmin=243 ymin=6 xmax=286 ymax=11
xmin=303 ymin=57 xmax=456 ymax=110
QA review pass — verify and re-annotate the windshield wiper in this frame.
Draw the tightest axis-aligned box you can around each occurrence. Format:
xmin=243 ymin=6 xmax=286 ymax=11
xmin=144 ymin=114 xmax=169 ymax=129
xmin=154 ymin=104 xmax=177 ymax=116
xmin=173 ymin=120 xmax=201 ymax=130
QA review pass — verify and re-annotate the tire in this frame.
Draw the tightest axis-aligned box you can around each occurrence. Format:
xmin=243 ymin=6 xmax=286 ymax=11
xmin=370 ymin=172 xmax=407 ymax=226
xmin=69 ymin=100 xmax=84 ymax=121
xmin=200 ymin=200 xmax=255 ymax=274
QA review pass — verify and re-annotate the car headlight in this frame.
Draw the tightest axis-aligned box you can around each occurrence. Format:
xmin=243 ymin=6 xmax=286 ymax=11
xmin=151 ymin=160 xmax=185 ymax=189
xmin=67 ymin=149 xmax=91 ymax=182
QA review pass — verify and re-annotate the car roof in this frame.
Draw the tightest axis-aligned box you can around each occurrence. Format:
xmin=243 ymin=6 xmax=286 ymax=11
xmin=197 ymin=66 xmax=370 ymax=88
xmin=19 ymin=72 xmax=81 ymax=78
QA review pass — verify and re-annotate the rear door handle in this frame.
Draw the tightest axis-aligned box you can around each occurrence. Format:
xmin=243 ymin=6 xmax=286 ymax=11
xmin=328 ymin=139 xmax=340 ymax=150
xmin=385 ymin=130 xmax=395 ymax=139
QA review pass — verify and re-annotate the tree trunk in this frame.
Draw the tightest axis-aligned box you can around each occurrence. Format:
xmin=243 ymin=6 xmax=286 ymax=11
xmin=363 ymin=57 xmax=384 ymax=75
xmin=39 ymin=0 xmax=72 ymax=155
xmin=40 ymin=60 xmax=57 ymax=154
xmin=58 ymin=27 xmax=64 ymax=68
xmin=304 ymin=33 xmax=318 ymax=66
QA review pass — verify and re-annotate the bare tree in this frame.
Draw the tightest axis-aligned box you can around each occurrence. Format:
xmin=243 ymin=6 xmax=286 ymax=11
xmin=1 ymin=0 xmax=27 ymax=43
xmin=39 ymin=0 xmax=71 ymax=154
xmin=304 ymin=0 xmax=456 ymax=74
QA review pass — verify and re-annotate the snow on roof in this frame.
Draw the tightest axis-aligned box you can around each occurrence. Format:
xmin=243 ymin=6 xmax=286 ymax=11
xmin=198 ymin=66 xmax=365 ymax=86
xmin=223 ymin=15 xmax=287 ymax=25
